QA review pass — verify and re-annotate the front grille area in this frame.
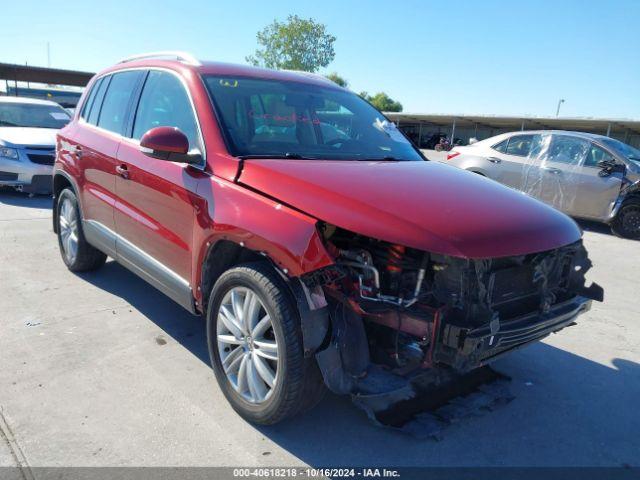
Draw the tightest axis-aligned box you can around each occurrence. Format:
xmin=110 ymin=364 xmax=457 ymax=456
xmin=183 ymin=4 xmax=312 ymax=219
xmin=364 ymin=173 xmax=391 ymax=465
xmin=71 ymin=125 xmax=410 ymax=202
xmin=0 ymin=171 xmax=19 ymax=181
xmin=27 ymin=153 xmax=55 ymax=165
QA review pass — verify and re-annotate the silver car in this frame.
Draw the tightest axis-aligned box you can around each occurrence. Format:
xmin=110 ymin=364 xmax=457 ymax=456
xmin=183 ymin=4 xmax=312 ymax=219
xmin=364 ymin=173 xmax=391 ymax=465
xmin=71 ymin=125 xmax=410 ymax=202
xmin=446 ymin=130 xmax=640 ymax=239
xmin=0 ymin=97 xmax=71 ymax=194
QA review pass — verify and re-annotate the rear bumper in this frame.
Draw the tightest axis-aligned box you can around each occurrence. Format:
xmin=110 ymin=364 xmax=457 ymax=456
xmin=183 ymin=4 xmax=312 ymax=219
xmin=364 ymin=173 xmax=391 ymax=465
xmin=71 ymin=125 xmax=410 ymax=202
xmin=437 ymin=296 xmax=592 ymax=370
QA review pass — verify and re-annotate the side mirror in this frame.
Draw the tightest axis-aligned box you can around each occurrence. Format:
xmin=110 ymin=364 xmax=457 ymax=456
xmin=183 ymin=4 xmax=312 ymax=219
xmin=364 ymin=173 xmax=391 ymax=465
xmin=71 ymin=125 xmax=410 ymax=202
xmin=140 ymin=126 xmax=199 ymax=164
xmin=597 ymin=159 xmax=625 ymax=177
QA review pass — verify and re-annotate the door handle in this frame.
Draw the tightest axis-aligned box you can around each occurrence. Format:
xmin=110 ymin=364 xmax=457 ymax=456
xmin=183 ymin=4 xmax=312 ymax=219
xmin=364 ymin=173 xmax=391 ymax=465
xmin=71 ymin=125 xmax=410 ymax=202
xmin=541 ymin=166 xmax=561 ymax=174
xmin=74 ymin=146 xmax=83 ymax=159
xmin=115 ymin=164 xmax=129 ymax=179
xmin=487 ymin=157 xmax=502 ymax=163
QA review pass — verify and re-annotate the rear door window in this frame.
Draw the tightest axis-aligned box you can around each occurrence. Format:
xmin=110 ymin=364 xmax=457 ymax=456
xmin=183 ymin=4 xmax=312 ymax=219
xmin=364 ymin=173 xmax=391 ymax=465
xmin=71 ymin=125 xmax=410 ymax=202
xmin=97 ymin=71 xmax=143 ymax=135
xmin=131 ymin=71 xmax=199 ymax=150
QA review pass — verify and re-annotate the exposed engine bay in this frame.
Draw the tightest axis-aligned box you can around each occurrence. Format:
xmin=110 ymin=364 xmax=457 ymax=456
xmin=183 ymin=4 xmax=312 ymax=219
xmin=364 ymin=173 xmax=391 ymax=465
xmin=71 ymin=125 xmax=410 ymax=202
xmin=301 ymin=223 xmax=604 ymax=397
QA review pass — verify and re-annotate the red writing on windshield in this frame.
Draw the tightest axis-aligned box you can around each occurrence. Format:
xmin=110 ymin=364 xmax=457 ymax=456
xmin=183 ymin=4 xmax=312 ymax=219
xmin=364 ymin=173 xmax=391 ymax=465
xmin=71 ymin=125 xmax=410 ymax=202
xmin=248 ymin=110 xmax=321 ymax=125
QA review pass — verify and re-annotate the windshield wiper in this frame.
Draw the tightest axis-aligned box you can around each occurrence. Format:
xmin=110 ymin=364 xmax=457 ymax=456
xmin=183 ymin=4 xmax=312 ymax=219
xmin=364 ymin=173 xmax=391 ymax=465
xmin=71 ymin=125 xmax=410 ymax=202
xmin=237 ymin=152 xmax=317 ymax=160
xmin=354 ymin=156 xmax=406 ymax=162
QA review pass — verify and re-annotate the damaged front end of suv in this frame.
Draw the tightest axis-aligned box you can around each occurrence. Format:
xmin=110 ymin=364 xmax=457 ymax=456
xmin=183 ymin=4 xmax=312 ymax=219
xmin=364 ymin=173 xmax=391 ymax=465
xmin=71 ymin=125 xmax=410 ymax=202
xmin=297 ymin=222 xmax=603 ymax=422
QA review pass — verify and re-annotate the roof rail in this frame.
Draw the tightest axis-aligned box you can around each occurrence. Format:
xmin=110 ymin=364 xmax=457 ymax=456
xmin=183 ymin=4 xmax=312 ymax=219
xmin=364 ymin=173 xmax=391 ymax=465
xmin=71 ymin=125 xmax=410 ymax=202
xmin=117 ymin=51 xmax=201 ymax=66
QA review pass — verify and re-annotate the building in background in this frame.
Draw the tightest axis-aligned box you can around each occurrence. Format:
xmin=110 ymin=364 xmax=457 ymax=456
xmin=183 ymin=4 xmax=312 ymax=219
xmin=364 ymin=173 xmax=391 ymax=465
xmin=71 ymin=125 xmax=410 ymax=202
xmin=386 ymin=113 xmax=640 ymax=149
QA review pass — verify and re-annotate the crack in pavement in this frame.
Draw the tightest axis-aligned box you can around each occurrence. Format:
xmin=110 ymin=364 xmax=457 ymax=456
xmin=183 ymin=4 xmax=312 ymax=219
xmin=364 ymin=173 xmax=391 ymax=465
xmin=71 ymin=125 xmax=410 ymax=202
xmin=0 ymin=406 xmax=34 ymax=480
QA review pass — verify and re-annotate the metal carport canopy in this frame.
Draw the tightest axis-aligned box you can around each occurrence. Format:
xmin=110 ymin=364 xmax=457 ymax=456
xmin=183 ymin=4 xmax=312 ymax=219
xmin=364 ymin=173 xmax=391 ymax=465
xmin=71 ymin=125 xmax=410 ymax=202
xmin=384 ymin=112 xmax=640 ymax=135
xmin=0 ymin=63 xmax=94 ymax=87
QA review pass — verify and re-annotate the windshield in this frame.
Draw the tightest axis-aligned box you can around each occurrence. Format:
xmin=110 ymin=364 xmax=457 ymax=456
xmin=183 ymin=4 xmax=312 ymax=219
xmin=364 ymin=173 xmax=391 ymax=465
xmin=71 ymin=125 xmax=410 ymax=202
xmin=0 ymin=102 xmax=71 ymax=129
xmin=203 ymin=75 xmax=422 ymax=161
xmin=602 ymin=138 xmax=640 ymax=167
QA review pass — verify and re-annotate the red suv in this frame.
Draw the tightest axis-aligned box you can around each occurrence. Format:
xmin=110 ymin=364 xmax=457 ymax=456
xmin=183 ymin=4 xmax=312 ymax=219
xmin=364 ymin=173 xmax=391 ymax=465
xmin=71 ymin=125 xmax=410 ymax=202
xmin=53 ymin=52 xmax=603 ymax=425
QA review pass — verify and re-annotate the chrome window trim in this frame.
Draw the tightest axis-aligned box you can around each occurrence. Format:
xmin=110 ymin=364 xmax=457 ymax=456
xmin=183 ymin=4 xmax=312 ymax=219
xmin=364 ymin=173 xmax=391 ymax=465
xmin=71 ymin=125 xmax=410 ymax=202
xmin=77 ymin=66 xmax=207 ymax=171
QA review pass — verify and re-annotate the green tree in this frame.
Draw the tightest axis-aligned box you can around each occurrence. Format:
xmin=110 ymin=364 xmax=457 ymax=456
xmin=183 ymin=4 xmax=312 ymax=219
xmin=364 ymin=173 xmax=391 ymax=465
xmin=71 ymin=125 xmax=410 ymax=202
xmin=325 ymin=72 xmax=348 ymax=87
xmin=246 ymin=15 xmax=336 ymax=72
xmin=359 ymin=91 xmax=403 ymax=112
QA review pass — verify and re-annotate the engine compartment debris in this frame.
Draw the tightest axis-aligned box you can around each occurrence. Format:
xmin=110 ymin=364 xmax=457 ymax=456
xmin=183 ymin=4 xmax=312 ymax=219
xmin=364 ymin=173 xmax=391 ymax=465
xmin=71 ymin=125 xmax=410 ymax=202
xmin=302 ymin=223 xmax=603 ymax=432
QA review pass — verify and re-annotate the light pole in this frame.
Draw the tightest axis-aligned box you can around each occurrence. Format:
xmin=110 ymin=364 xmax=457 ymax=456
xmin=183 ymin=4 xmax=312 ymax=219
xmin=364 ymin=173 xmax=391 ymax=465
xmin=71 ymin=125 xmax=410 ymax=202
xmin=556 ymin=98 xmax=565 ymax=117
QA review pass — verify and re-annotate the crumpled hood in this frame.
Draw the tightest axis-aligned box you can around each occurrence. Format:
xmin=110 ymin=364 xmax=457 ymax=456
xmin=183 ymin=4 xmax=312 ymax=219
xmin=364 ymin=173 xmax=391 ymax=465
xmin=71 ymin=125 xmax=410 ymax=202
xmin=238 ymin=159 xmax=582 ymax=259
xmin=0 ymin=127 xmax=57 ymax=147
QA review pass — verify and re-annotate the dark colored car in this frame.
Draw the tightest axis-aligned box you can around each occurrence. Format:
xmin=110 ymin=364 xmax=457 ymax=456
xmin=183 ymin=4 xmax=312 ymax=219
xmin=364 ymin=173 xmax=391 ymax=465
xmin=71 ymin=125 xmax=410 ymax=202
xmin=53 ymin=52 xmax=603 ymax=424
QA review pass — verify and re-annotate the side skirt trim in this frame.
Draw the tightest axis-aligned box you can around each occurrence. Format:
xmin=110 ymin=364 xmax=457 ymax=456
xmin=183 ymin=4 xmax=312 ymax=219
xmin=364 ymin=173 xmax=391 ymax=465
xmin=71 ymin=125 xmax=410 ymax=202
xmin=83 ymin=219 xmax=117 ymax=258
xmin=83 ymin=219 xmax=196 ymax=314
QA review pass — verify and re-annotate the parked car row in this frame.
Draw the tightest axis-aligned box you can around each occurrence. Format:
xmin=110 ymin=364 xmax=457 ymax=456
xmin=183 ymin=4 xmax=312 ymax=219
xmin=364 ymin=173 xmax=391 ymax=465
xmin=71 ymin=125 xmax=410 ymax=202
xmin=445 ymin=131 xmax=640 ymax=239
xmin=50 ymin=52 xmax=603 ymax=425
xmin=0 ymin=96 xmax=70 ymax=193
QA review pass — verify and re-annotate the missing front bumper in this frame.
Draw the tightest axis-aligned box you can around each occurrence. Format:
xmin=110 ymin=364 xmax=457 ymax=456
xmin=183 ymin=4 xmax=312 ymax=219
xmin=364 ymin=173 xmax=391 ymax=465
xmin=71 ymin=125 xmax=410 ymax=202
xmin=436 ymin=295 xmax=593 ymax=370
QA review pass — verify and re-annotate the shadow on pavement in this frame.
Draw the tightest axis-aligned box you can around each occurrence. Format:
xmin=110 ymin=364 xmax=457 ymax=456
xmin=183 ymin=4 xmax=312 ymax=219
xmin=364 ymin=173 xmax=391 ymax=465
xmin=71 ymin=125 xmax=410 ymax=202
xmin=259 ymin=346 xmax=639 ymax=467
xmin=0 ymin=190 xmax=52 ymax=210
xmin=76 ymin=259 xmax=639 ymax=467
xmin=576 ymin=219 xmax=615 ymax=236
xmin=77 ymin=260 xmax=210 ymax=364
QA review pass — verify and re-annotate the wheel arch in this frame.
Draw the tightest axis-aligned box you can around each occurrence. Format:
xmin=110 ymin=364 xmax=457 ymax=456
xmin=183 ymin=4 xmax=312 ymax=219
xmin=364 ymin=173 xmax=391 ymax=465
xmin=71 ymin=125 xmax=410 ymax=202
xmin=198 ymin=235 xmax=332 ymax=355
xmin=52 ymin=170 xmax=79 ymax=233
xmin=199 ymin=239 xmax=266 ymax=313
xmin=466 ymin=168 xmax=487 ymax=176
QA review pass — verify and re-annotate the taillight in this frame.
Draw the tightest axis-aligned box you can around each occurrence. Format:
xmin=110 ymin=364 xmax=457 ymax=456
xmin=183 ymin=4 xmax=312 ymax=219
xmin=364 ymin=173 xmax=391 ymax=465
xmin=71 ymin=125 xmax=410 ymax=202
xmin=447 ymin=152 xmax=461 ymax=161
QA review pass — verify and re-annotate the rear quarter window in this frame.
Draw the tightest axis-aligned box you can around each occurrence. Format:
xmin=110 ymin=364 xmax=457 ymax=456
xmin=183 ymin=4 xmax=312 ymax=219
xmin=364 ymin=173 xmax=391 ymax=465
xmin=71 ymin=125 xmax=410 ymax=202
xmin=87 ymin=76 xmax=111 ymax=125
xmin=80 ymin=78 xmax=102 ymax=120
xmin=492 ymin=139 xmax=508 ymax=153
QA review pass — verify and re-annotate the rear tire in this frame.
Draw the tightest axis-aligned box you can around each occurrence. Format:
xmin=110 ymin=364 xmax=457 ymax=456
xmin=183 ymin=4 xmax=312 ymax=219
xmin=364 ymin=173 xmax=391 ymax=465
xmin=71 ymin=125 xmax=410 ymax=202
xmin=611 ymin=198 xmax=640 ymax=239
xmin=206 ymin=262 xmax=326 ymax=424
xmin=56 ymin=188 xmax=107 ymax=271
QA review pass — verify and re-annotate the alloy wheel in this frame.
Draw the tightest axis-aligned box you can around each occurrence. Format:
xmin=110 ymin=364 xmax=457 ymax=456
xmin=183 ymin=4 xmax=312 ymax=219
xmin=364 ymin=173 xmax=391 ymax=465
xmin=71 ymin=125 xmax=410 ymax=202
xmin=59 ymin=198 xmax=79 ymax=264
xmin=216 ymin=287 xmax=279 ymax=404
xmin=622 ymin=205 xmax=640 ymax=236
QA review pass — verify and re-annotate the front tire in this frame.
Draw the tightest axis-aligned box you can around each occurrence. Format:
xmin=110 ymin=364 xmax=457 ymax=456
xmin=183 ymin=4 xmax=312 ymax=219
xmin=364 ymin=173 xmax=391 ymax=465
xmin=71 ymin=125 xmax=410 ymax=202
xmin=206 ymin=263 xmax=325 ymax=424
xmin=56 ymin=188 xmax=107 ymax=271
xmin=611 ymin=198 xmax=640 ymax=239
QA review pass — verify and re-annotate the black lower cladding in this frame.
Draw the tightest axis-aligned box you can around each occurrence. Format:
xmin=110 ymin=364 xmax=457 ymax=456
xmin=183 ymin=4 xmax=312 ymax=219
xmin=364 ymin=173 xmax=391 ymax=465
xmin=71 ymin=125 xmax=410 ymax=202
xmin=436 ymin=295 xmax=592 ymax=370
xmin=0 ymin=172 xmax=19 ymax=181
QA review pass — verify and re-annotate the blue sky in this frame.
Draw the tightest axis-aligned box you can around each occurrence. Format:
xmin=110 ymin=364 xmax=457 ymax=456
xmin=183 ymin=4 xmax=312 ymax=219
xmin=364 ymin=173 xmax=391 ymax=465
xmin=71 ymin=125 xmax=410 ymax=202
xmin=3 ymin=0 xmax=639 ymax=118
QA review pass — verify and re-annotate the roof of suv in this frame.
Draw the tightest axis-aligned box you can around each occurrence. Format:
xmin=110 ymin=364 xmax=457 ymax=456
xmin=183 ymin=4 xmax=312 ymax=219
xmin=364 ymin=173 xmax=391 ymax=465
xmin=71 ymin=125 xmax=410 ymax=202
xmin=107 ymin=52 xmax=341 ymax=90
